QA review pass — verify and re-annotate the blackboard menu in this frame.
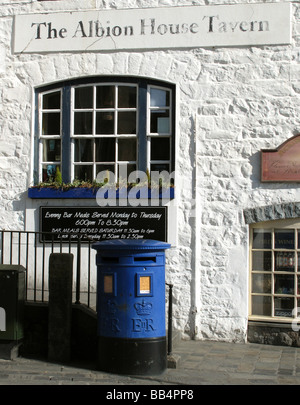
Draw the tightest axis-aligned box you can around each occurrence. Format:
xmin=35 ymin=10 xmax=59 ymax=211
xmin=40 ymin=206 xmax=167 ymax=242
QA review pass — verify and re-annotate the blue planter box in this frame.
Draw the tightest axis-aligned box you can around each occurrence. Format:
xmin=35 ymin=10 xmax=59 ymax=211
xmin=28 ymin=187 xmax=98 ymax=199
xmin=28 ymin=187 xmax=174 ymax=200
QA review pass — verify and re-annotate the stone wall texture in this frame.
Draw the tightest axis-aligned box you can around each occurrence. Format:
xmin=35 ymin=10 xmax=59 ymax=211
xmin=0 ymin=0 xmax=299 ymax=342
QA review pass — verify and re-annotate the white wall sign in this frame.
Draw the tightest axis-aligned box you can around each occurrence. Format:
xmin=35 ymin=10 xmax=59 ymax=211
xmin=13 ymin=3 xmax=291 ymax=53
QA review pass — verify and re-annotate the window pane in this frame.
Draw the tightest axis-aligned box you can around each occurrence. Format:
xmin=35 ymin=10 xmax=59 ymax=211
xmin=74 ymin=112 xmax=93 ymax=135
xmin=118 ymin=86 xmax=137 ymax=108
xmin=43 ymin=91 xmax=60 ymax=109
xmin=151 ymin=163 xmax=170 ymax=173
xmin=252 ymin=274 xmax=271 ymax=294
xmin=96 ymin=164 xmax=115 ymax=180
xmin=275 ymin=229 xmax=294 ymax=249
xmin=150 ymin=88 xmax=170 ymax=107
xmin=42 ymin=139 xmax=61 ymax=162
xmin=119 ymin=163 xmax=136 ymax=180
xmin=252 ymin=251 xmax=272 ymax=271
xmin=252 ymin=296 xmax=271 ymax=316
xmin=74 ymin=139 xmax=93 ymax=162
xmin=74 ymin=165 xmax=93 ymax=182
xmin=274 ymin=274 xmax=294 ymax=295
xmin=274 ymin=297 xmax=294 ymax=317
xmin=118 ymin=138 xmax=136 ymax=161
xmin=96 ymin=112 xmax=114 ymax=134
xmin=42 ymin=112 xmax=60 ymax=135
xmin=252 ymin=229 xmax=271 ymax=249
xmin=151 ymin=137 xmax=170 ymax=160
xmin=150 ymin=110 xmax=170 ymax=133
xmin=96 ymin=86 xmax=115 ymax=108
xmin=42 ymin=164 xmax=60 ymax=182
xmin=96 ymin=138 xmax=115 ymax=162
xmin=275 ymin=252 xmax=295 ymax=272
xmin=118 ymin=112 xmax=136 ymax=134
xmin=75 ymin=87 xmax=93 ymax=109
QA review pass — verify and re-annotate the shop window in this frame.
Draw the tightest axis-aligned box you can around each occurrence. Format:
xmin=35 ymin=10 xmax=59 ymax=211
xmin=250 ymin=219 xmax=300 ymax=321
xmin=34 ymin=77 xmax=175 ymax=184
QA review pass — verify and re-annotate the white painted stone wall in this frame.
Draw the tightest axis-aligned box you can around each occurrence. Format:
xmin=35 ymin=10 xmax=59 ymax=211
xmin=0 ymin=0 xmax=299 ymax=342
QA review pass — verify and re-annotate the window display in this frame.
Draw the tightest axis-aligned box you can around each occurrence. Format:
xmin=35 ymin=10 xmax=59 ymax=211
xmin=250 ymin=222 xmax=300 ymax=320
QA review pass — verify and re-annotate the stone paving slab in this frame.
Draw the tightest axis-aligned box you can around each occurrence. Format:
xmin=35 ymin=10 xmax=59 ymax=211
xmin=1 ymin=339 xmax=300 ymax=385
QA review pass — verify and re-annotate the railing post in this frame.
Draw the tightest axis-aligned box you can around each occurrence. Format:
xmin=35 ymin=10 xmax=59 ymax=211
xmin=75 ymin=237 xmax=81 ymax=304
xmin=166 ymin=282 xmax=173 ymax=356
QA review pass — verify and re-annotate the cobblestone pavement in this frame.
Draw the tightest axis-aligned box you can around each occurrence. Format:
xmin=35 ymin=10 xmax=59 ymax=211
xmin=1 ymin=339 xmax=300 ymax=385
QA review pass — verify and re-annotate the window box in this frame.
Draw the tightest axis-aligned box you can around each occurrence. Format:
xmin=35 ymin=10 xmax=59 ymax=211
xmin=28 ymin=187 xmax=98 ymax=199
xmin=28 ymin=186 xmax=174 ymax=199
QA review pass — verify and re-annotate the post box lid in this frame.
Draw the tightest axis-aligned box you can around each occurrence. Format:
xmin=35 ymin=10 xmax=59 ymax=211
xmin=92 ymin=239 xmax=171 ymax=252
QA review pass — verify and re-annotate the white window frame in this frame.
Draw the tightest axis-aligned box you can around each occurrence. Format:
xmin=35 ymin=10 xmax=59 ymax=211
xmin=70 ymin=83 xmax=138 ymax=181
xmin=35 ymin=77 xmax=175 ymax=185
xmin=249 ymin=218 xmax=300 ymax=323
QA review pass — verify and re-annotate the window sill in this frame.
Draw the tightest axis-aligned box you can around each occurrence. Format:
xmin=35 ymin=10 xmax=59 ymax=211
xmin=28 ymin=187 xmax=175 ymax=200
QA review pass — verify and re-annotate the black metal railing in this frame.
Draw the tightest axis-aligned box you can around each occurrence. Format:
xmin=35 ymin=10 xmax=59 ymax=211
xmin=0 ymin=229 xmax=174 ymax=354
xmin=0 ymin=230 xmax=95 ymax=308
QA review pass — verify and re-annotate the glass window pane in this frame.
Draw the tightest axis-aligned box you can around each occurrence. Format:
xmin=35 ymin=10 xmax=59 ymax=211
xmin=74 ymin=112 xmax=93 ymax=135
xmin=118 ymin=138 xmax=136 ymax=161
xmin=42 ymin=112 xmax=60 ymax=135
xmin=150 ymin=88 xmax=170 ymax=107
xmin=151 ymin=138 xmax=170 ymax=160
xmin=43 ymin=91 xmax=60 ymax=109
xmin=275 ymin=229 xmax=294 ymax=249
xmin=275 ymin=252 xmax=295 ymax=272
xmin=252 ymin=296 xmax=271 ymax=317
xmin=96 ymin=138 xmax=115 ymax=162
xmin=96 ymin=164 xmax=115 ymax=181
xmin=150 ymin=110 xmax=170 ymax=133
xmin=252 ymin=251 xmax=272 ymax=271
xmin=274 ymin=297 xmax=294 ymax=317
xmin=42 ymin=139 xmax=61 ymax=162
xmin=96 ymin=112 xmax=114 ymax=134
xmin=75 ymin=87 xmax=93 ymax=109
xmin=117 ymin=112 xmax=136 ymax=134
xmin=119 ymin=163 xmax=136 ymax=180
xmin=274 ymin=274 xmax=294 ymax=295
xmin=74 ymin=139 xmax=93 ymax=162
xmin=252 ymin=274 xmax=271 ymax=294
xmin=252 ymin=229 xmax=271 ymax=249
xmin=151 ymin=163 xmax=170 ymax=173
xmin=118 ymin=86 xmax=137 ymax=108
xmin=74 ymin=165 xmax=93 ymax=182
xmin=42 ymin=164 xmax=60 ymax=182
xmin=96 ymin=86 xmax=115 ymax=108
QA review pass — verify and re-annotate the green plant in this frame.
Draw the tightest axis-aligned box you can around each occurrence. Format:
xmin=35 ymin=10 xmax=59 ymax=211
xmin=30 ymin=173 xmax=174 ymax=191
xmin=54 ymin=167 xmax=62 ymax=185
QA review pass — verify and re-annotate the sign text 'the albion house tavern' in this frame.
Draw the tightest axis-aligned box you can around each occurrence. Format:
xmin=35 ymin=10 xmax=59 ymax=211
xmin=14 ymin=3 xmax=291 ymax=53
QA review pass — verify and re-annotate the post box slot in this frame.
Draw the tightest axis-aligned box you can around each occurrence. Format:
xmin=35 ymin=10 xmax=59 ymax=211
xmin=102 ymin=257 xmax=119 ymax=263
xmin=134 ymin=257 xmax=156 ymax=263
